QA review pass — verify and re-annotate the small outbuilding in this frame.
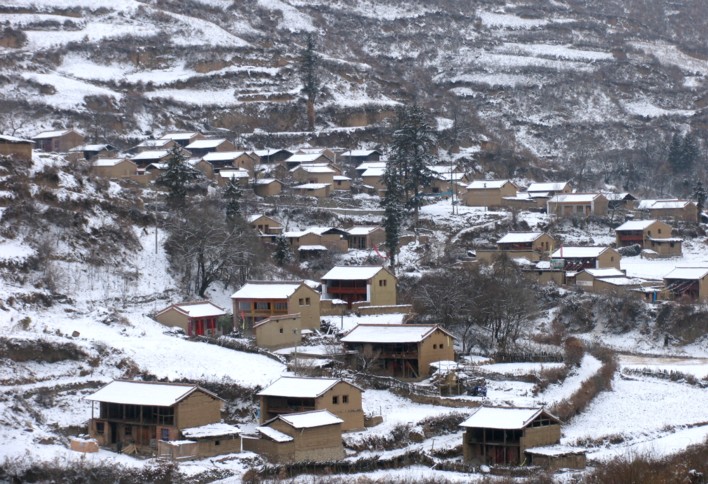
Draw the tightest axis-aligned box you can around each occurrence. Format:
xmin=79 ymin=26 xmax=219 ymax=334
xmin=153 ymin=301 xmax=226 ymax=337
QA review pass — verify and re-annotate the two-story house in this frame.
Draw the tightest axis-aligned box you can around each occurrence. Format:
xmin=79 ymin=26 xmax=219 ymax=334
xmin=320 ymin=266 xmax=397 ymax=309
xmin=231 ymin=281 xmax=320 ymax=330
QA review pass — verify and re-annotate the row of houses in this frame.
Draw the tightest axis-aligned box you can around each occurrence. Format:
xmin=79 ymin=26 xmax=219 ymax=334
xmin=85 ymin=376 xmax=575 ymax=468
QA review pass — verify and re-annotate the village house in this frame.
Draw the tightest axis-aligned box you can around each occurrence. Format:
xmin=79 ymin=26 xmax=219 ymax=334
xmin=132 ymin=138 xmax=177 ymax=153
xmin=249 ymin=410 xmax=345 ymax=463
xmin=32 ymin=128 xmax=85 ymax=152
xmin=460 ymin=407 xmax=561 ymax=466
xmin=547 ymin=193 xmax=608 ymax=217
xmin=253 ymin=314 xmax=302 ymax=349
xmin=217 ymin=168 xmax=250 ymax=187
xmin=341 ymin=324 xmax=455 ymax=380
xmin=360 ymin=166 xmax=386 ymax=193
xmin=252 ymin=148 xmax=293 ymax=164
xmin=345 ymin=226 xmax=386 ymax=250
xmin=333 ymin=175 xmax=352 ymax=191
xmin=67 ymin=143 xmax=117 ymax=162
xmin=131 ymin=149 xmax=173 ymax=168
xmin=321 ymin=265 xmax=397 ymax=309
xmin=663 ymin=267 xmax=708 ymax=302
xmin=160 ymin=131 xmax=205 ymax=147
xmin=477 ymin=232 xmax=555 ymax=263
xmin=202 ymin=151 xmax=257 ymax=174
xmin=550 ymin=246 xmax=621 ymax=271
xmin=153 ymin=301 xmax=226 ymax=337
xmin=605 ymin=192 xmax=637 ymax=210
xmin=86 ymin=380 xmax=240 ymax=459
xmin=295 ymin=147 xmax=338 ymax=161
xmin=615 ymin=219 xmax=682 ymax=257
xmin=248 ymin=214 xmax=283 ymax=239
xmin=258 ymin=377 xmax=364 ymax=431
xmin=636 ymin=199 xmax=699 ymax=223
xmin=184 ymin=138 xmax=236 ymax=158
xmin=575 ymin=268 xmax=626 ymax=290
xmin=0 ymin=134 xmax=33 ymax=161
xmin=427 ymin=165 xmax=469 ymax=197
xmin=284 ymin=152 xmax=333 ymax=170
xmin=90 ymin=158 xmax=138 ymax=179
xmin=523 ymin=181 xmax=572 ymax=209
xmin=463 ymin=180 xmax=518 ymax=208
xmin=355 ymin=160 xmax=386 ymax=177
xmin=290 ymin=163 xmax=339 ymax=184
xmin=231 ymin=281 xmax=321 ymax=331
xmin=253 ymin=178 xmax=283 ymax=197
xmin=187 ymin=158 xmax=215 ymax=179
xmin=341 ymin=149 xmax=382 ymax=165
xmin=283 ymin=227 xmax=349 ymax=252
xmin=292 ymin=182 xmax=332 ymax=198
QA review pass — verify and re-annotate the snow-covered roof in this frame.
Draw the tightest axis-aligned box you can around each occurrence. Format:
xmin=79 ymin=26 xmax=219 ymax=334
xmin=160 ymin=132 xmax=200 ymax=141
xmin=277 ymin=410 xmax=343 ymax=429
xmin=467 ymin=180 xmax=512 ymax=189
xmin=248 ymin=214 xmax=279 ymax=224
xmin=32 ymin=129 xmax=79 ymax=139
xmin=333 ymin=176 xmax=351 ymax=181
xmin=299 ymin=245 xmax=327 ymax=251
xmin=548 ymin=193 xmax=602 ymax=203
xmin=356 ymin=161 xmax=387 ymax=171
xmin=258 ymin=377 xmax=345 ymax=398
xmin=254 ymin=178 xmax=280 ymax=185
xmin=131 ymin=150 xmax=170 ymax=161
xmin=361 ymin=167 xmax=385 ymax=177
xmin=291 ymin=164 xmax=336 ymax=174
xmin=158 ymin=301 xmax=226 ymax=318
xmin=185 ymin=138 xmax=228 ymax=150
xmin=257 ymin=426 xmax=293 ymax=442
xmin=497 ymin=232 xmax=544 ymax=244
xmin=342 ymin=149 xmax=380 ymax=157
xmin=346 ymin=226 xmax=380 ymax=236
xmin=527 ymin=182 xmax=568 ymax=192
xmin=460 ymin=407 xmax=556 ymax=430
xmin=146 ymin=163 xmax=168 ymax=170
xmin=664 ymin=267 xmax=708 ymax=280
xmin=86 ymin=381 xmax=218 ymax=406
xmin=202 ymin=151 xmax=250 ymax=162
xmin=615 ymin=220 xmax=659 ymax=231
xmin=181 ymin=423 xmax=240 ymax=439
xmin=135 ymin=139 xmax=173 ymax=148
xmin=550 ymin=247 xmax=610 ymax=258
xmin=596 ymin=277 xmax=642 ymax=286
xmin=218 ymin=169 xmax=249 ymax=179
xmin=286 ymin=153 xmax=329 ymax=163
xmin=92 ymin=158 xmax=132 ymax=167
xmin=0 ymin=134 xmax=33 ymax=143
xmin=321 ymin=266 xmax=387 ymax=281
xmin=69 ymin=144 xmax=112 ymax=152
xmin=252 ymin=148 xmax=291 ymax=157
xmin=647 ymin=237 xmax=683 ymax=243
xmin=580 ymin=268 xmax=625 ymax=278
xmin=231 ymin=281 xmax=304 ymax=299
xmin=294 ymin=183 xmax=330 ymax=190
xmin=341 ymin=324 xmax=453 ymax=344
xmin=637 ymin=199 xmax=694 ymax=210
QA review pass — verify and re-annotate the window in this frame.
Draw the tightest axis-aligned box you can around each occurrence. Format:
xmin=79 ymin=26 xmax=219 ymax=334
xmin=299 ymin=298 xmax=304 ymax=305
xmin=255 ymin=302 xmax=270 ymax=310
xmin=342 ymin=395 xmax=349 ymax=404
xmin=96 ymin=422 xmax=105 ymax=434
xmin=125 ymin=425 xmax=132 ymax=436
xmin=379 ymin=279 xmax=387 ymax=287
xmin=161 ymin=428 xmax=170 ymax=441
xmin=300 ymin=297 xmax=310 ymax=306
xmin=279 ymin=328 xmax=284 ymax=333
xmin=215 ymin=440 xmax=221 ymax=446
xmin=274 ymin=302 xmax=287 ymax=311
xmin=332 ymin=396 xmax=339 ymax=404
xmin=433 ymin=344 xmax=437 ymax=349
xmin=238 ymin=302 xmax=250 ymax=311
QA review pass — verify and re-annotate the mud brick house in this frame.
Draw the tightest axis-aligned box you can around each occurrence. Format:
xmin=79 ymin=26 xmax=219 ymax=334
xmin=345 ymin=226 xmax=386 ymax=250
xmin=131 ymin=149 xmax=173 ymax=168
xmin=153 ymin=301 xmax=226 ymax=337
xmin=290 ymin=163 xmax=339 ymax=184
xmin=253 ymin=178 xmax=283 ymax=197
xmin=355 ymin=160 xmax=387 ymax=177
xmin=636 ymin=199 xmax=699 ymax=223
xmin=217 ymin=168 xmax=250 ymax=187
xmin=202 ymin=151 xmax=257 ymax=174
xmin=284 ymin=152 xmax=333 ymax=170
xmin=132 ymin=138 xmax=177 ymax=153
xmin=283 ymin=227 xmax=349 ymax=252
xmin=341 ymin=149 xmax=381 ymax=165
xmin=252 ymin=148 xmax=293 ymax=164
xmin=460 ymin=407 xmax=561 ymax=466
xmin=184 ymin=138 xmax=236 ymax=158
xmin=360 ymin=166 xmax=386 ymax=193
xmin=333 ymin=175 xmax=352 ymax=191
xmin=258 ymin=377 xmax=364 ymax=431
xmin=253 ymin=314 xmax=302 ymax=349
xmin=160 ymin=131 xmax=205 ymax=147
xmin=341 ymin=324 xmax=455 ymax=380
xmin=550 ymin=246 xmax=621 ymax=271
xmin=547 ymin=193 xmax=608 ymax=217
xmin=574 ymin=268 xmax=626 ymax=290
xmin=250 ymin=410 xmax=345 ymax=463
xmin=90 ymin=158 xmax=137 ymax=179
xmin=231 ymin=281 xmax=320 ymax=331
xmin=523 ymin=181 xmax=572 ymax=209
xmin=68 ymin=143 xmax=116 ymax=162
xmin=320 ymin=266 xmax=397 ymax=308
xmin=463 ymin=180 xmax=518 ymax=208
xmin=615 ymin=219 xmax=682 ymax=257
xmin=292 ymin=182 xmax=332 ymax=198
xmin=478 ymin=232 xmax=555 ymax=263
xmin=32 ymin=128 xmax=84 ymax=152
xmin=86 ymin=380 xmax=239 ymax=458
xmin=248 ymin=214 xmax=283 ymax=239
xmin=663 ymin=267 xmax=708 ymax=302
xmin=0 ymin=134 xmax=33 ymax=161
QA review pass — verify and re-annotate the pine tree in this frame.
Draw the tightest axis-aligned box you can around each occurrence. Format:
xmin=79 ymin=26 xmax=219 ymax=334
xmin=381 ymin=163 xmax=405 ymax=271
xmin=693 ymin=180 xmax=706 ymax=218
xmin=223 ymin=176 xmax=242 ymax=226
xmin=273 ymin=234 xmax=293 ymax=266
xmin=159 ymin=145 xmax=196 ymax=209
xmin=299 ymin=33 xmax=320 ymax=132
xmin=681 ymin=132 xmax=700 ymax=172
xmin=388 ymin=103 xmax=437 ymax=225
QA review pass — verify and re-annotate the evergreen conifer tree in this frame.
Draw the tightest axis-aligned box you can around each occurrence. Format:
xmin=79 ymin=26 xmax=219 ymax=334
xmin=300 ymin=33 xmax=320 ymax=132
xmin=223 ymin=176 xmax=242 ymax=226
xmin=381 ymin=163 xmax=405 ymax=271
xmin=693 ymin=180 xmax=706 ymax=218
xmin=273 ymin=234 xmax=293 ymax=266
xmin=668 ymin=133 xmax=684 ymax=172
xmin=159 ymin=145 xmax=196 ymax=209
